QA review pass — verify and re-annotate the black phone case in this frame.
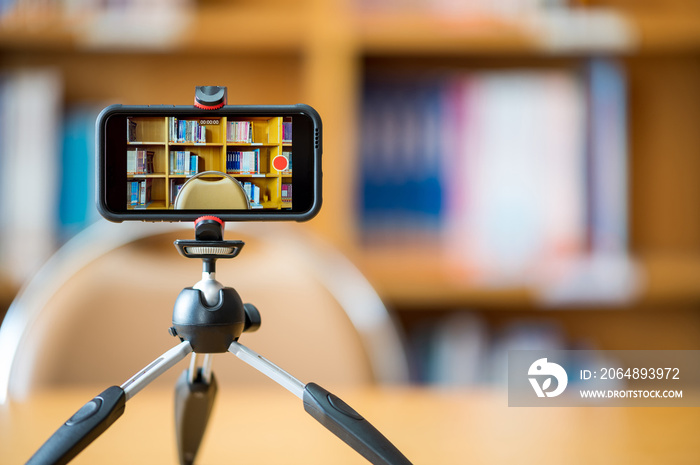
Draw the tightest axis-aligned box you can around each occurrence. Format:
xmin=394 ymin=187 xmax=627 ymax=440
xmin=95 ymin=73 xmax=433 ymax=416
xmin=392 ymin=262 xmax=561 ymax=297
xmin=96 ymin=103 xmax=322 ymax=223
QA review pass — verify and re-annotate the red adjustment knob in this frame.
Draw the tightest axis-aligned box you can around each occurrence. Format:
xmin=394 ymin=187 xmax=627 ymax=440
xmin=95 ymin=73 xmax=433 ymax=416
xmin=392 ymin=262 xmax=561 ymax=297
xmin=194 ymin=100 xmax=226 ymax=110
xmin=195 ymin=216 xmax=224 ymax=227
xmin=194 ymin=86 xmax=227 ymax=109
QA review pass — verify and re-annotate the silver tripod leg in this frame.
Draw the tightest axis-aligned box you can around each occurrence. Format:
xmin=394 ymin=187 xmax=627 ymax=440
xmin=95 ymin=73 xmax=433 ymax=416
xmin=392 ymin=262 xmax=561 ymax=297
xmin=121 ymin=341 xmax=193 ymax=400
xmin=26 ymin=341 xmax=192 ymax=465
xmin=227 ymin=341 xmax=413 ymax=465
xmin=228 ymin=341 xmax=305 ymax=398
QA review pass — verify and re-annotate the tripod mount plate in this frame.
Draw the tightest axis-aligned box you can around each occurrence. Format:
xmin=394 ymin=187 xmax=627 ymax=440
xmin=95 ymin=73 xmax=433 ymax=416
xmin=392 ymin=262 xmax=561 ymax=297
xmin=174 ymin=240 xmax=244 ymax=260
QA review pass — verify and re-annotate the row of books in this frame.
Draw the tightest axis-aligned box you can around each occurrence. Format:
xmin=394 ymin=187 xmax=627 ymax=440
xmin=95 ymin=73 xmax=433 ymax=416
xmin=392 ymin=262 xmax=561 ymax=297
xmin=126 ymin=149 xmax=155 ymax=175
xmin=360 ymin=59 xmax=628 ymax=284
xmin=226 ymin=149 xmax=260 ymax=174
xmin=227 ymin=121 xmax=254 ymax=143
xmin=242 ymin=182 xmax=262 ymax=208
xmin=170 ymin=179 xmax=185 ymax=204
xmin=127 ymin=179 xmax=152 ymax=208
xmin=0 ymin=69 xmax=63 ymax=283
xmin=170 ymin=151 xmax=203 ymax=176
xmin=408 ymin=311 xmax=593 ymax=386
xmin=127 ymin=118 xmax=138 ymax=143
xmin=282 ymin=121 xmax=292 ymax=143
xmin=170 ymin=118 xmax=207 ymax=144
xmin=355 ymin=0 xmax=612 ymax=16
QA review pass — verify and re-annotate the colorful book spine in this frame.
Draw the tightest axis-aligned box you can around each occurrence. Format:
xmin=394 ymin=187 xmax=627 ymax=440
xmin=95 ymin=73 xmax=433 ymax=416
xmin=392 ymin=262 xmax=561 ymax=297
xmin=127 ymin=118 xmax=137 ymax=142
xmin=282 ymin=121 xmax=292 ymax=142
xmin=169 ymin=117 xmax=178 ymax=142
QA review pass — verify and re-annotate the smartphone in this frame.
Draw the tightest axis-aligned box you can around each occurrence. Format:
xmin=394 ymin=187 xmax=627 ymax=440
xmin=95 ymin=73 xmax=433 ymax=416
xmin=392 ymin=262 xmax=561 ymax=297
xmin=96 ymin=104 xmax=322 ymax=222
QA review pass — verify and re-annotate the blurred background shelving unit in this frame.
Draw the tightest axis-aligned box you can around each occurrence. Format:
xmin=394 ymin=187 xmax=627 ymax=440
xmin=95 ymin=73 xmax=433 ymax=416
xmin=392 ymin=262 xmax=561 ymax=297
xmin=1 ymin=0 xmax=700 ymax=384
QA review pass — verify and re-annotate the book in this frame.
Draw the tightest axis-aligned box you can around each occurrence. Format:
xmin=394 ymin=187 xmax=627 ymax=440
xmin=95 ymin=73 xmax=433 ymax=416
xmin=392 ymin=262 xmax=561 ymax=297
xmin=169 ymin=117 xmax=177 ymax=142
xmin=59 ymin=105 xmax=102 ymax=241
xmin=0 ymin=69 xmax=61 ymax=283
xmin=586 ymin=58 xmax=628 ymax=255
xmin=170 ymin=178 xmax=185 ymax=204
xmin=442 ymin=71 xmax=588 ymax=282
xmin=127 ymin=118 xmax=137 ymax=142
xmin=189 ymin=153 xmax=202 ymax=176
xmin=282 ymin=120 xmax=292 ymax=143
xmin=282 ymin=151 xmax=292 ymax=172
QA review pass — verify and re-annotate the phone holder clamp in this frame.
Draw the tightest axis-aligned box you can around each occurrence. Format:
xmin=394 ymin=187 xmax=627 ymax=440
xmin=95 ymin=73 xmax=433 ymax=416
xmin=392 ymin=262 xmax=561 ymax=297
xmin=194 ymin=86 xmax=227 ymax=110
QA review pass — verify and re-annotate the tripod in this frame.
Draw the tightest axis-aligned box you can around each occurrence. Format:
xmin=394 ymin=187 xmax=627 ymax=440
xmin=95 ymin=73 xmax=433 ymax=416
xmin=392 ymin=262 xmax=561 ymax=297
xmin=25 ymin=217 xmax=413 ymax=465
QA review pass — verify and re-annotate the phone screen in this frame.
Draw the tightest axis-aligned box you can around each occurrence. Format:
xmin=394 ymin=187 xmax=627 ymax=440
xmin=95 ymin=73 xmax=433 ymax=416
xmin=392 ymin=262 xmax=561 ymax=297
xmin=98 ymin=105 xmax=321 ymax=222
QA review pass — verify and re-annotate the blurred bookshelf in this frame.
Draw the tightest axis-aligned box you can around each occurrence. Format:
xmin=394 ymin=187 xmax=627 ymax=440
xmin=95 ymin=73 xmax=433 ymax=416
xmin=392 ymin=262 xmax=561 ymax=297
xmin=1 ymin=0 xmax=700 ymax=383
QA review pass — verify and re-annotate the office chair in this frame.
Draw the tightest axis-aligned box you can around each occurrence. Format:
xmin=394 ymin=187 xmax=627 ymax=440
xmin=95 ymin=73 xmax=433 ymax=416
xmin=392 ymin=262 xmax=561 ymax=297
xmin=0 ymin=220 xmax=409 ymax=403
xmin=173 ymin=171 xmax=251 ymax=210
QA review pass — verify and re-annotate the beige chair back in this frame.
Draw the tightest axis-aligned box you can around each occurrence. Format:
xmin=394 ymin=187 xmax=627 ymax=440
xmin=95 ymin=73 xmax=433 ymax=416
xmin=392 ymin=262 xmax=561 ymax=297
xmin=0 ymin=221 xmax=409 ymax=402
xmin=174 ymin=171 xmax=250 ymax=210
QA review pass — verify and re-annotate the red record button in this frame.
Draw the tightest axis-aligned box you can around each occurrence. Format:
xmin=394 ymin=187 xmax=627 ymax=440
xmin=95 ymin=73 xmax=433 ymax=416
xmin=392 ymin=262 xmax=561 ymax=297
xmin=272 ymin=155 xmax=289 ymax=172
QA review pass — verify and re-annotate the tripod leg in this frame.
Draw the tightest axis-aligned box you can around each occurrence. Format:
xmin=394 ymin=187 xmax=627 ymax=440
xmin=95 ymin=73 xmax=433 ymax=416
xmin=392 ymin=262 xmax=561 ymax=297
xmin=228 ymin=341 xmax=412 ymax=465
xmin=175 ymin=354 xmax=217 ymax=465
xmin=25 ymin=341 xmax=192 ymax=465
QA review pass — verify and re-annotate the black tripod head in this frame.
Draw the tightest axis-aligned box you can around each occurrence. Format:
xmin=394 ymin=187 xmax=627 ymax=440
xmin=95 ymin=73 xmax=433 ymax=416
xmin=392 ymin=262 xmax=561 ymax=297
xmin=170 ymin=216 xmax=259 ymax=353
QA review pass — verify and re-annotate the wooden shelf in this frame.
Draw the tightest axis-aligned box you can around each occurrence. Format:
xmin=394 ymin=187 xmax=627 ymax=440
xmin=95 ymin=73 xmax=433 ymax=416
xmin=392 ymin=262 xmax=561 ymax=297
xmin=353 ymin=246 xmax=535 ymax=309
xmin=1 ymin=6 xmax=699 ymax=56
xmin=357 ymin=12 xmax=542 ymax=56
xmin=0 ymin=5 xmax=309 ymax=54
xmin=637 ymin=253 xmax=700 ymax=305
xmin=631 ymin=11 xmax=700 ymax=52
xmin=355 ymin=248 xmax=700 ymax=310
xmin=354 ymin=9 xmax=700 ymax=56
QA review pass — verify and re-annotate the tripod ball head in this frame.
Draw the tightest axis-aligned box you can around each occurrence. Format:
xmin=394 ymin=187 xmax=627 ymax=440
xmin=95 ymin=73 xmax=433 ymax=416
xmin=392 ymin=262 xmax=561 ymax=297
xmin=171 ymin=287 xmax=246 ymax=353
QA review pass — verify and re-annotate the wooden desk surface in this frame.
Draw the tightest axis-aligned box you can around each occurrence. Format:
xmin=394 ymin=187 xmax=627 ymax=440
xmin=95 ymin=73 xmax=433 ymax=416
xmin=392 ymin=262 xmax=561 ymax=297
xmin=2 ymin=386 xmax=699 ymax=465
